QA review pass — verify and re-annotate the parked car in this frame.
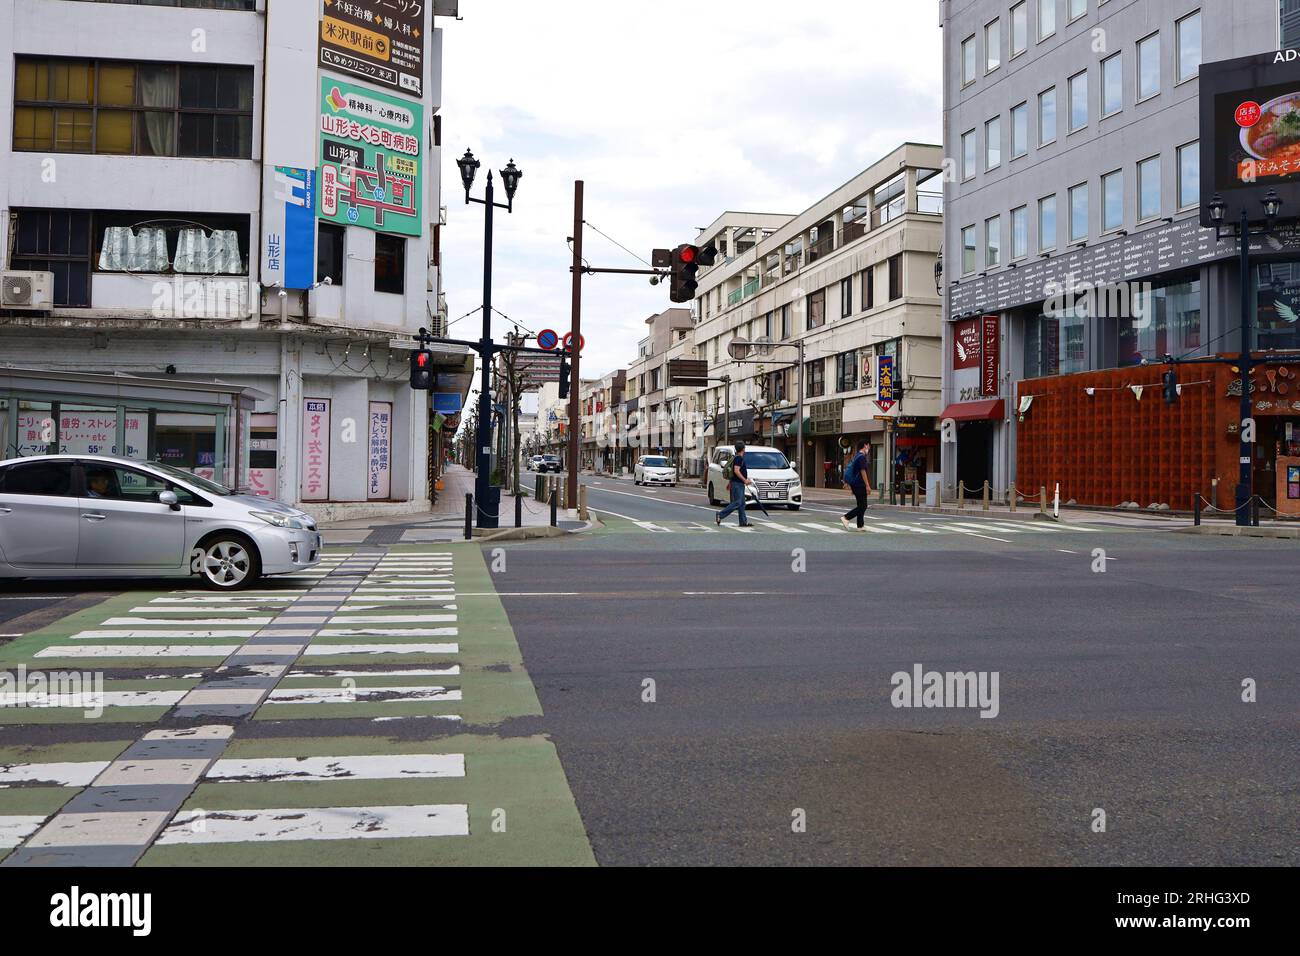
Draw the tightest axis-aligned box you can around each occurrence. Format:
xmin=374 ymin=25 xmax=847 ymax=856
xmin=706 ymin=445 xmax=802 ymax=510
xmin=0 ymin=454 xmax=322 ymax=591
xmin=535 ymin=455 xmax=563 ymax=473
xmin=527 ymin=455 xmax=545 ymax=471
xmin=634 ymin=455 xmax=677 ymax=486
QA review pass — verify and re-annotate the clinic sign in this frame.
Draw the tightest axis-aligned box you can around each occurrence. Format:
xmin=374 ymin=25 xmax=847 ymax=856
xmin=317 ymin=77 xmax=423 ymax=237
xmin=319 ymin=0 xmax=426 ymax=98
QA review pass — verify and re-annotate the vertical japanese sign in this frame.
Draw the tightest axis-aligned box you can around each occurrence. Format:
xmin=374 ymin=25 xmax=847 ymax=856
xmin=262 ymin=166 xmax=316 ymax=290
xmin=953 ymin=318 xmax=981 ymax=370
xmin=319 ymin=0 xmax=426 ymax=98
xmin=367 ymin=401 xmax=392 ymax=500
xmin=981 ymin=314 xmax=1001 ymax=397
xmin=300 ymin=399 xmax=331 ymax=501
xmin=317 ymin=77 xmax=423 ymax=237
xmin=875 ymin=355 xmax=896 ymax=412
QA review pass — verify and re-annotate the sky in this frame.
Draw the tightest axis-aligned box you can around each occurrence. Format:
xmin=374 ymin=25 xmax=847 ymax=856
xmin=439 ymin=0 xmax=944 ymax=401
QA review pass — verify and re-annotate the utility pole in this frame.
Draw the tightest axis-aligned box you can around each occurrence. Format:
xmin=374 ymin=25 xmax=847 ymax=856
xmin=567 ymin=180 xmax=584 ymax=510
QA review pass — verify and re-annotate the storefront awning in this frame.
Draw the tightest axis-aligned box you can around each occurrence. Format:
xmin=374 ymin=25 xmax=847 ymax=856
xmin=938 ymin=399 xmax=1005 ymax=422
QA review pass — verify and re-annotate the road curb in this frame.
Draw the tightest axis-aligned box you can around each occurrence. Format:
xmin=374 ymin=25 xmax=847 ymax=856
xmin=1174 ymin=524 xmax=1300 ymax=539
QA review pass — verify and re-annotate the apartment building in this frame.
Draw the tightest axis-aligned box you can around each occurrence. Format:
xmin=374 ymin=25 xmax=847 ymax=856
xmin=621 ymin=307 xmax=696 ymax=474
xmin=579 ymin=369 xmax=625 ymax=473
xmin=941 ymin=0 xmax=1300 ymax=509
xmin=693 ymin=144 xmax=945 ymax=492
xmin=0 ymin=0 xmax=467 ymax=520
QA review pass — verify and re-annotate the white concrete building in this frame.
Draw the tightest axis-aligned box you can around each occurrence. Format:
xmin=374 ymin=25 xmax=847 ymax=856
xmin=0 ymin=0 xmax=467 ymax=521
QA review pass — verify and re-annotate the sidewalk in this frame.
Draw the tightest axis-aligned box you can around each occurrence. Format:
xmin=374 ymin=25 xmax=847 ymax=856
xmin=317 ymin=464 xmax=597 ymax=545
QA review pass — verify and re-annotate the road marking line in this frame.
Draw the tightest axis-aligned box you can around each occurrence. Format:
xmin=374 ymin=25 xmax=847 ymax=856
xmin=0 ymin=762 xmax=111 ymax=788
xmin=205 ymin=754 xmax=465 ymax=782
xmin=0 ymin=816 xmax=47 ymax=849
xmin=34 ymin=645 xmax=239 ymax=658
xmin=748 ymin=520 xmax=804 ymax=533
xmin=877 ymin=522 xmax=939 ymax=534
xmin=157 ymin=804 xmax=470 ymax=844
xmin=934 ymin=526 xmax=1013 ymax=543
xmin=798 ymin=522 xmax=847 ymax=533
xmin=103 ymin=616 xmax=273 ymax=626
xmin=288 ymin=667 xmax=460 ymax=677
xmin=302 ymin=643 xmax=458 ymax=656
xmin=316 ymin=627 xmax=458 ymax=638
xmin=264 ymin=686 xmax=461 ymax=704
xmin=0 ymin=691 xmax=186 ymax=708
xmin=71 ymin=629 xmax=259 ymax=639
xmin=326 ymin=614 xmax=456 ymax=624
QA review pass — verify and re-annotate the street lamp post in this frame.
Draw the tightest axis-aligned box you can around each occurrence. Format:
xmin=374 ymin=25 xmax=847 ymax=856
xmin=457 ymin=149 xmax=522 ymax=529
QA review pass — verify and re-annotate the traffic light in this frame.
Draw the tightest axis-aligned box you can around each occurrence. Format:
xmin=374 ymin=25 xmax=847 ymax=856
xmin=668 ymin=242 xmax=717 ymax=303
xmin=557 ymin=347 xmax=571 ymax=399
xmin=409 ymin=349 xmax=433 ymax=390
xmin=1162 ymin=369 xmax=1178 ymax=405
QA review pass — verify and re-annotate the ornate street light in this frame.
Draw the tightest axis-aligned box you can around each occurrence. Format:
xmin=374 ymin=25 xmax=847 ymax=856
xmin=457 ymin=149 xmax=481 ymax=199
xmin=499 ymin=159 xmax=523 ymax=209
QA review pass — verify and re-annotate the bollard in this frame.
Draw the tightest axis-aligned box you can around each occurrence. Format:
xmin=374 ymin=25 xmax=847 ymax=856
xmin=1009 ymin=482 xmax=1017 ymax=512
xmin=550 ymin=487 xmax=558 ymax=527
xmin=982 ymin=480 xmax=991 ymax=511
xmin=911 ymin=480 xmax=918 ymax=508
xmin=1039 ymin=485 xmax=1047 ymax=514
xmin=1193 ymin=493 xmax=1201 ymax=526
xmin=579 ymin=484 xmax=588 ymax=521
xmin=515 ymin=492 xmax=522 ymax=528
xmin=958 ymin=481 xmax=966 ymax=509
xmin=464 ymin=494 xmax=472 ymax=540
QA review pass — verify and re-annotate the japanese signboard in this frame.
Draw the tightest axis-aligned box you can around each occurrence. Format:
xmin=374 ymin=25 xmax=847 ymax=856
xmin=317 ymin=77 xmax=423 ymax=237
xmin=875 ymin=355 xmax=895 ymax=412
xmin=367 ymin=401 xmax=392 ymax=500
xmin=319 ymin=0 xmax=426 ymax=98
xmin=981 ymin=315 xmax=1000 ymax=397
xmin=300 ymin=399 xmax=331 ymax=501
xmin=953 ymin=317 xmax=981 ymax=370
xmin=262 ymin=166 xmax=316 ymax=290
xmin=15 ymin=412 xmax=145 ymax=459
xmin=1200 ymin=51 xmax=1300 ymax=228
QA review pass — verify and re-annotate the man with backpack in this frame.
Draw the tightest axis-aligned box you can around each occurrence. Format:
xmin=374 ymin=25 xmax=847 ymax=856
xmin=715 ymin=441 xmax=754 ymax=526
xmin=840 ymin=440 xmax=873 ymax=531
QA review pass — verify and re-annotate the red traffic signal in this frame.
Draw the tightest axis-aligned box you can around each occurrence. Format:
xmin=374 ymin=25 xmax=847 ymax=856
xmin=678 ymin=245 xmax=697 ymax=264
xmin=409 ymin=349 xmax=434 ymax=389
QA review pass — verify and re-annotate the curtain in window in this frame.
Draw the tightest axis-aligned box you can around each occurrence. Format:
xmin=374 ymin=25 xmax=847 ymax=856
xmin=138 ymin=66 xmax=176 ymax=156
xmin=98 ymin=226 xmax=169 ymax=272
xmin=174 ymin=228 xmax=242 ymax=274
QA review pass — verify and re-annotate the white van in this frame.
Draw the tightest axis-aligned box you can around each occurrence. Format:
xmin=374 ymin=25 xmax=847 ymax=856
xmin=706 ymin=445 xmax=802 ymax=510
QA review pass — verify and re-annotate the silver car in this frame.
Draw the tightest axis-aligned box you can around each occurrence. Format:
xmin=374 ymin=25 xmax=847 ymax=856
xmin=0 ymin=454 xmax=322 ymax=591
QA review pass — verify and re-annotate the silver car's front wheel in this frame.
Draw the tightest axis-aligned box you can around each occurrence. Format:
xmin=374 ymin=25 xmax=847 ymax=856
xmin=196 ymin=535 xmax=261 ymax=591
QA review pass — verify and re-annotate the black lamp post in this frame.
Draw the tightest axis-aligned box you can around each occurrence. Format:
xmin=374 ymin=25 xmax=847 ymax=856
xmin=1209 ymin=189 xmax=1281 ymax=527
xmin=458 ymin=148 xmax=522 ymax=529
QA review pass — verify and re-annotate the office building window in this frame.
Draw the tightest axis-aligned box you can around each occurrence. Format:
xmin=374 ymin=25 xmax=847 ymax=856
xmin=840 ymin=277 xmax=853 ymax=318
xmin=806 ymin=288 xmax=825 ymax=330
xmin=986 ymin=216 xmax=1002 ymax=267
xmin=986 ymin=19 xmax=1001 ymax=72
xmin=1102 ymin=170 xmax=1123 ymax=232
xmin=962 ymin=226 xmax=977 ymax=274
xmin=1068 ymin=70 xmax=1088 ymax=131
xmin=13 ymin=57 xmax=253 ymax=157
xmin=1177 ymin=142 xmax=1199 ymax=210
xmin=1039 ymin=87 xmax=1057 ymax=144
xmin=888 ymin=254 xmax=902 ymax=300
xmin=1011 ymin=102 xmax=1028 ymax=158
xmin=317 ymin=223 xmax=344 ymax=286
xmin=1138 ymin=155 xmax=1161 ymax=221
xmin=1039 ymin=195 xmax=1057 ymax=251
xmin=962 ymin=129 xmax=976 ymax=179
xmin=961 ymin=35 xmax=976 ymax=85
xmin=1101 ymin=53 xmax=1122 ymax=116
xmin=1068 ymin=0 xmax=1086 ymax=21
xmin=862 ymin=267 xmax=874 ymax=310
xmin=780 ymin=304 xmax=791 ymax=339
xmin=1138 ymin=33 xmax=1160 ymax=100
xmin=835 ymin=351 xmax=858 ymax=392
xmin=1011 ymin=2 xmax=1028 ymax=56
xmin=985 ymin=116 xmax=1001 ymax=170
xmin=1038 ymin=0 xmax=1056 ymax=40
xmin=1069 ymin=183 xmax=1089 ymax=243
xmin=805 ymin=359 xmax=825 ymax=399
xmin=1177 ymin=11 xmax=1201 ymax=83
xmin=1121 ymin=278 xmax=1203 ymax=364
xmin=1011 ymin=205 xmax=1028 ymax=259
xmin=1025 ymin=310 xmax=1087 ymax=377
xmin=374 ymin=234 xmax=405 ymax=294
xmin=11 ymin=210 xmax=92 ymax=307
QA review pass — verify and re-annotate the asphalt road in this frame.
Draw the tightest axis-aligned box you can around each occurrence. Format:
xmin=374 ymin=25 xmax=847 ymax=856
xmin=502 ymin=473 xmax=1300 ymax=865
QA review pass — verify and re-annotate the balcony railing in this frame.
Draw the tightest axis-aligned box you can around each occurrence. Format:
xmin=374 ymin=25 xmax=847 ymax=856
xmin=727 ymin=287 xmax=743 ymax=306
xmin=742 ymin=277 xmax=760 ymax=298
xmin=807 ymin=234 xmax=835 ymax=262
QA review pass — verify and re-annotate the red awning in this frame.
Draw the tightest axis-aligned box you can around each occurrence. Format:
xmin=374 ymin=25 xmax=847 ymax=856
xmin=938 ymin=399 xmax=1005 ymax=422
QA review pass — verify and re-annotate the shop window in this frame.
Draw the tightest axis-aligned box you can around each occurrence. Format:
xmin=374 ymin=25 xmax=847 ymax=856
xmin=154 ymin=412 xmax=217 ymax=479
xmin=1024 ymin=311 xmax=1087 ymax=378
xmin=318 ymin=223 xmax=345 ymax=286
xmin=1120 ymin=278 xmax=1202 ymax=365
xmin=14 ymin=57 xmax=253 ymax=158
xmin=375 ymin=234 xmax=405 ymax=294
xmin=58 ymin=405 xmax=120 ymax=456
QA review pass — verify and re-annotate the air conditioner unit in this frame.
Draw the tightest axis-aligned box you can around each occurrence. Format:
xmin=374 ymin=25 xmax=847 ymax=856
xmin=1 ymin=271 xmax=54 ymax=310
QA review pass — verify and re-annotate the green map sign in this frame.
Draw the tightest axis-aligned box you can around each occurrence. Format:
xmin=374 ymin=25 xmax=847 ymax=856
xmin=317 ymin=77 xmax=423 ymax=237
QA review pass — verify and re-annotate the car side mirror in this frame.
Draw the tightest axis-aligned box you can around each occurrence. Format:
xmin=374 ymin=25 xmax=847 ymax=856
xmin=158 ymin=490 xmax=180 ymax=511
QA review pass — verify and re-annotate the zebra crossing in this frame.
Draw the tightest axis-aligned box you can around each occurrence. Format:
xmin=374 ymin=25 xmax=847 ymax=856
xmin=612 ymin=513 xmax=1097 ymax=539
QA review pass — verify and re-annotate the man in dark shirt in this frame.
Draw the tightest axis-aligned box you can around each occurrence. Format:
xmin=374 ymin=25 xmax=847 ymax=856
xmin=841 ymin=440 xmax=873 ymax=530
xmin=715 ymin=441 xmax=753 ymax=526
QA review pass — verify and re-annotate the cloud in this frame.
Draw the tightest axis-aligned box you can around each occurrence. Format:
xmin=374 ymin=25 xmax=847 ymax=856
xmin=440 ymin=0 xmax=942 ymax=387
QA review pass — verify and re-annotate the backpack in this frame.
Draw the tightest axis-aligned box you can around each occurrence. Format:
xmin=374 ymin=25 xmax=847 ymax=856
xmin=844 ymin=453 xmax=865 ymax=488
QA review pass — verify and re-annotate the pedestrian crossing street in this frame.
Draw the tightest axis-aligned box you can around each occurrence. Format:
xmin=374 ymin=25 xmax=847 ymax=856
xmin=609 ymin=512 xmax=1099 ymax=540
xmin=0 ymin=549 xmax=525 ymax=864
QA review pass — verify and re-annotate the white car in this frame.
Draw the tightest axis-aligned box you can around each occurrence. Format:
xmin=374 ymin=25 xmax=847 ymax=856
xmin=706 ymin=445 xmax=802 ymax=510
xmin=0 ymin=454 xmax=322 ymax=591
xmin=634 ymin=455 xmax=677 ymax=486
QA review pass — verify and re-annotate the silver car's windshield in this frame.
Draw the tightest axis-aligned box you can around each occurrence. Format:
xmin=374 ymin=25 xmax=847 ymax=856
xmin=643 ymin=457 xmax=671 ymax=467
xmin=148 ymin=461 xmax=232 ymax=496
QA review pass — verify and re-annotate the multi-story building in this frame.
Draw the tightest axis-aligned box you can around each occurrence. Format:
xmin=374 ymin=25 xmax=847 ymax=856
xmin=621 ymin=308 xmax=695 ymax=474
xmin=693 ymin=144 xmax=945 ymax=492
xmin=579 ymin=369 xmax=625 ymax=473
xmin=0 ymin=0 xmax=469 ymax=520
xmin=941 ymin=0 xmax=1300 ymax=510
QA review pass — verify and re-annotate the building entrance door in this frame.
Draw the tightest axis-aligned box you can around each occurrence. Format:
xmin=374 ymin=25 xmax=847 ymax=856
xmin=956 ymin=421 xmax=994 ymax=498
